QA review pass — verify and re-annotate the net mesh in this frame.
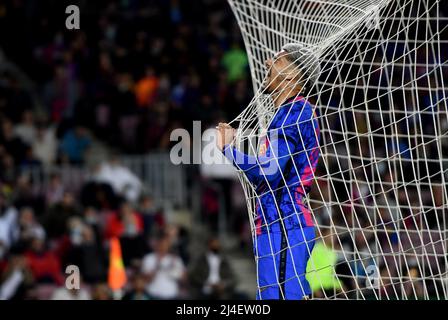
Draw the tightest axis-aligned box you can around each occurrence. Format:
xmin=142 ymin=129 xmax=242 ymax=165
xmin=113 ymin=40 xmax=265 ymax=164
xmin=225 ymin=0 xmax=448 ymax=299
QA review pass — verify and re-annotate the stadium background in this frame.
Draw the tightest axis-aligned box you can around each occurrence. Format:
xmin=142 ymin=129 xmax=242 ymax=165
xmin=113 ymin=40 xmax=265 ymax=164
xmin=0 ymin=0 xmax=256 ymax=300
xmin=0 ymin=0 xmax=447 ymax=300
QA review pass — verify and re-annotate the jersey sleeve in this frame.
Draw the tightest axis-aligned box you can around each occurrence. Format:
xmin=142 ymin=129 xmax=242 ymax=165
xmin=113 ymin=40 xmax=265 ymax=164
xmin=222 ymin=129 xmax=297 ymax=187
xmin=222 ymin=102 xmax=319 ymax=189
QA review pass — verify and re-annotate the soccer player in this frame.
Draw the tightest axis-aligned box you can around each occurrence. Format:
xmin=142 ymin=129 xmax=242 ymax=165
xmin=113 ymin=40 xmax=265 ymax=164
xmin=216 ymin=43 xmax=321 ymax=300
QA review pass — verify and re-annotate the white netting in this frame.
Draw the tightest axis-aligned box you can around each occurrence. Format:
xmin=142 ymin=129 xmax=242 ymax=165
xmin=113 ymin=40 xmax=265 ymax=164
xmin=225 ymin=0 xmax=448 ymax=299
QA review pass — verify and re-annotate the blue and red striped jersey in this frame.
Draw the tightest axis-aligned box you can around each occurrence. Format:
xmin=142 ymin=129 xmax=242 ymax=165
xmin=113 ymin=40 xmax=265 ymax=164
xmin=223 ymin=96 xmax=321 ymax=233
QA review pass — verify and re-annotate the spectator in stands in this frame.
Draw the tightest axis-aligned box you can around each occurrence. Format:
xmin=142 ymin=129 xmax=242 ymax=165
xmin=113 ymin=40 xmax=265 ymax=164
xmin=105 ymin=201 xmax=145 ymax=266
xmin=0 ymin=73 xmax=32 ymax=123
xmin=104 ymin=201 xmax=144 ymax=240
xmin=93 ymin=157 xmax=143 ymax=203
xmin=122 ymin=273 xmax=151 ymax=300
xmin=24 ymin=234 xmax=63 ymax=285
xmin=0 ymin=119 xmax=27 ymax=164
xmin=65 ymin=220 xmax=107 ymax=284
xmin=189 ymin=237 xmax=236 ymax=299
xmin=221 ymin=42 xmax=248 ymax=83
xmin=0 ymin=151 xmax=16 ymax=184
xmin=135 ymin=67 xmax=159 ymax=109
xmin=141 ymin=232 xmax=186 ymax=299
xmin=59 ymin=126 xmax=91 ymax=165
xmin=0 ymin=193 xmax=18 ymax=253
xmin=43 ymin=63 xmax=79 ymax=123
xmin=80 ymin=173 xmax=119 ymax=211
xmin=139 ymin=195 xmax=165 ymax=238
xmin=0 ymin=241 xmax=6 ymax=265
xmin=32 ymin=123 xmax=57 ymax=166
xmin=43 ymin=191 xmax=80 ymax=239
xmin=12 ymin=174 xmax=45 ymax=217
xmin=165 ymin=224 xmax=190 ymax=265
xmin=13 ymin=207 xmax=45 ymax=252
xmin=402 ymin=266 xmax=425 ymax=300
xmin=20 ymin=146 xmax=41 ymax=168
xmin=44 ymin=174 xmax=65 ymax=207
xmin=13 ymin=110 xmax=36 ymax=147
xmin=82 ymin=207 xmax=102 ymax=242
xmin=0 ymin=253 xmax=34 ymax=300
xmin=378 ymin=266 xmax=395 ymax=299
xmin=91 ymin=283 xmax=113 ymax=300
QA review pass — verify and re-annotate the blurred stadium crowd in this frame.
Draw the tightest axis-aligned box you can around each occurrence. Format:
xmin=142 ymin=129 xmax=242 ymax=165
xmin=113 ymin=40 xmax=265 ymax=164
xmin=0 ymin=0 xmax=447 ymax=300
xmin=0 ymin=0 xmax=251 ymax=300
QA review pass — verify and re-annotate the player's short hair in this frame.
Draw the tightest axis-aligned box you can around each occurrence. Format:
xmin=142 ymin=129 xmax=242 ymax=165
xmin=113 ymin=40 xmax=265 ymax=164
xmin=281 ymin=43 xmax=320 ymax=92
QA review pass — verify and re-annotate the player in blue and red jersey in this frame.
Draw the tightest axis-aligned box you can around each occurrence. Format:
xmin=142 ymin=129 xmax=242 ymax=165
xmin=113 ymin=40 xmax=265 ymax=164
xmin=217 ymin=43 xmax=321 ymax=300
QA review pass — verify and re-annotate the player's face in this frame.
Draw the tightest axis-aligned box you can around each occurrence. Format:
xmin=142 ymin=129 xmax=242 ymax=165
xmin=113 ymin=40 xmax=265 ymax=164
xmin=263 ymin=51 xmax=294 ymax=94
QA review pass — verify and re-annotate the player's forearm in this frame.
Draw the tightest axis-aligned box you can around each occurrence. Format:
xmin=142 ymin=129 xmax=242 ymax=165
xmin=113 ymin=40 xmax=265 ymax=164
xmin=222 ymin=144 xmax=293 ymax=188
xmin=222 ymin=144 xmax=261 ymax=184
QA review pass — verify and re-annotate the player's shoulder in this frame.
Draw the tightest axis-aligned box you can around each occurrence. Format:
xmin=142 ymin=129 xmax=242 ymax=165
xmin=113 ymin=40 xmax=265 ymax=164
xmin=287 ymin=98 xmax=314 ymax=123
xmin=270 ymin=98 xmax=313 ymax=129
xmin=292 ymin=98 xmax=313 ymax=113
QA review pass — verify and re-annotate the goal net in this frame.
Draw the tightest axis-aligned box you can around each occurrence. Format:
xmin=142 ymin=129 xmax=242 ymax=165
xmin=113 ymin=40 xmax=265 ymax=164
xmin=225 ymin=0 xmax=448 ymax=299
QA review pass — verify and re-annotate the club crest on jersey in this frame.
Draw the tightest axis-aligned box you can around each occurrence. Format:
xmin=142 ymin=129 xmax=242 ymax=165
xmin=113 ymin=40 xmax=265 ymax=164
xmin=259 ymin=136 xmax=269 ymax=156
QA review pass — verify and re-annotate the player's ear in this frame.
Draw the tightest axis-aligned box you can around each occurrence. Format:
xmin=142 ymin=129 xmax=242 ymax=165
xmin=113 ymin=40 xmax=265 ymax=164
xmin=289 ymin=69 xmax=302 ymax=83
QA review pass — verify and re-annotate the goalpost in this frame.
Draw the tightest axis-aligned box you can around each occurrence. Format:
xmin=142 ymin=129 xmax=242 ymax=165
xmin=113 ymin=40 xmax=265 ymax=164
xmin=225 ymin=0 xmax=448 ymax=299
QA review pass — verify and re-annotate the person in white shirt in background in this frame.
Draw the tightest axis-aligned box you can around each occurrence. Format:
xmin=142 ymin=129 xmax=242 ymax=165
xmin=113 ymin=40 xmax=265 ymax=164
xmin=141 ymin=232 xmax=185 ymax=299
xmin=13 ymin=207 xmax=45 ymax=251
xmin=92 ymin=156 xmax=142 ymax=203
xmin=32 ymin=123 xmax=58 ymax=167
xmin=0 ymin=194 xmax=19 ymax=255
xmin=0 ymin=254 xmax=34 ymax=300
xmin=13 ymin=110 xmax=36 ymax=147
